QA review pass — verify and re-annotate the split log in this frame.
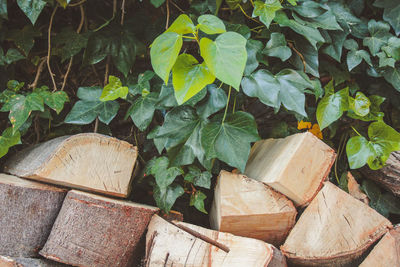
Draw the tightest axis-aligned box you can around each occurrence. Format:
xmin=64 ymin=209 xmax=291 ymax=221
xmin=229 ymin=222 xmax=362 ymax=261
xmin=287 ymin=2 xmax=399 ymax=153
xmin=0 ymin=173 xmax=67 ymax=257
xmin=281 ymin=182 xmax=392 ymax=266
xmin=359 ymin=226 xmax=400 ymax=267
xmin=145 ymin=214 xmax=287 ymax=267
xmin=209 ymin=170 xmax=297 ymax=246
xmin=361 ymin=151 xmax=400 ymax=197
xmin=40 ymin=190 xmax=159 ymax=267
xmin=0 ymin=256 xmax=67 ymax=267
xmin=347 ymin=172 xmax=369 ymax=205
xmin=4 ymin=133 xmax=138 ymax=197
xmin=244 ymin=132 xmax=336 ymax=206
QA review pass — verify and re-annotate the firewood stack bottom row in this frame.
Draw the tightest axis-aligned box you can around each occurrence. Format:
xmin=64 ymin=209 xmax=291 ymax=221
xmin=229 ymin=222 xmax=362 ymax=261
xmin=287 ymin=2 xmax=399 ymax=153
xmin=0 ymin=132 xmax=398 ymax=266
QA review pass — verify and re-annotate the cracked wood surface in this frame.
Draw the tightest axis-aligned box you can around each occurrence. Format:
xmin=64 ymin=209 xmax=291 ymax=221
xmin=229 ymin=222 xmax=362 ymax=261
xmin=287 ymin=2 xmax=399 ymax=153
xmin=40 ymin=190 xmax=159 ymax=267
xmin=244 ymin=132 xmax=336 ymax=206
xmin=145 ymin=214 xmax=287 ymax=267
xmin=4 ymin=133 xmax=138 ymax=197
xmin=281 ymin=182 xmax=392 ymax=266
xmin=210 ymin=170 xmax=296 ymax=246
xmin=0 ymin=173 xmax=67 ymax=257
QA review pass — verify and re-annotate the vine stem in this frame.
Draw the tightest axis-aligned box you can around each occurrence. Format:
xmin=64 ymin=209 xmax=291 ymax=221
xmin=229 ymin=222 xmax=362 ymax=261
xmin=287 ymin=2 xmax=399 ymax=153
xmin=351 ymin=126 xmax=362 ymax=137
xmin=238 ymin=5 xmax=262 ymax=24
xmin=48 ymin=5 xmax=58 ymax=92
xmin=165 ymin=0 xmax=170 ymax=30
xmin=222 ymin=86 xmax=232 ymax=123
xmin=288 ymin=42 xmax=307 ymax=72
xmin=121 ymin=0 xmax=126 ymax=25
xmin=29 ymin=57 xmax=47 ymax=89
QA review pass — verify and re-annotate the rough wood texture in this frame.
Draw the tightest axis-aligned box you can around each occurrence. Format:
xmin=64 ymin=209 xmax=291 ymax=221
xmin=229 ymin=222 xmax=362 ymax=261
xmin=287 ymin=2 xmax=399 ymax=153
xmin=244 ymin=132 xmax=336 ymax=206
xmin=210 ymin=170 xmax=296 ymax=246
xmin=359 ymin=226 xmax=400 ymax=267
xmin=361 ymin=151 xmax=400 ymax=197
xmin=145 ymin=215 xmax=287 ymax=267
xmin=0 ymin=256 xmax=68 ymax=267
xmin=281 ymin=182 xmax=392 ymax=267
xmin=0 ymin=173 xmax=67 ymax=257
xmin=40 ymin=190 xmax=159 ymax=267
xmin=4 ymin=133 xmax=138 ymax=197
xmin=347 ymin=172 xmax=369 ymax=205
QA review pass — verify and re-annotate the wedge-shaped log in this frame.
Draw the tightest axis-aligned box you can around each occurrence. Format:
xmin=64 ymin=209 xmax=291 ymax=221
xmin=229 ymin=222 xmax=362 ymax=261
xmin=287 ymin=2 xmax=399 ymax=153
xmin=281 ymin=182 xmax=392 ymax=266
xmin=4 ymin=133 xmax=138 ymax=197
xmin=0 ymin=256 xmax=67 ymax=267
xmin=359 ymin=226 xmax=400 ymax=267
xmin=0 ymin=174 xmax=67 ymax=257
xmin=244 ymin=132 xmax=336 ymax=206
xmin=40 ymin=190 xmax=159 ymax=267
xmin=145 ymin=215 xmax=287 ymax=267
xmin=210 ymin=170 xmax=296 ymax=246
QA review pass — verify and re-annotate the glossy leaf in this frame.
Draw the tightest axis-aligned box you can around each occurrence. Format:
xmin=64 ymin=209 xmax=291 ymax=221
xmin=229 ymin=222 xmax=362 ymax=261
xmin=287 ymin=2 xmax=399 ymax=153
xmin=184 ymin=166 xmax=212 ymax=189
xmin=197 ymin=14 xmax=226 ymax=34
xmin=346 ymin=136 xmax=375 ymax=169
xmin=347 ymin=95 xmax=385 ymax=122
xmin=53 ymin=27 xmax=88 ymax=62
xmin=382 ymin=66 xmax=400 ymax=92
xmin=262 ymin=32 xmax=291 ymax=62
xmin=153 ymin=184 xmax=184 ymax=213
xmin=190 ymin=191 xmax=208 ymax=214
xmin=0 ymin=128 xmax=21 ymax=158
xmin=244 ymin=39 xmax=263 ymax=75
xmin=347 ymin=50 xmax=372 ymax=71
xmin=252 ymin=0 xmax=282 ymax=28
xmin=7 ymin=25 xmax=41 ymax=55
xmin=363 ymin=19 xmax=391 ymax=56
xmin=373 ymin=0 xmax=400 ymax=35
xmin=166 ymin=14 xmax=196 ymax=35
xmin=349 ymin=92 xmax=370 ymax=117
xmin=17 ymin=0 xmax=46 ymax=25
xmin=196 ymin=84 xmax=227 ymax=119
xmin=126 ymin=93 xmax=158 ymax=131
xmin=39 ymin=91 xmax=69 ymax=114
xmin=100 ymin=76 xmax=129 ymax=101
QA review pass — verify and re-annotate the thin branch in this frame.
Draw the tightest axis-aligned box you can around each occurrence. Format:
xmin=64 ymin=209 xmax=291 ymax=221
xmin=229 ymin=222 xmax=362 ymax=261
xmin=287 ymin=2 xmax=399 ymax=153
xmin=121 ymin=0 xmax=126 ymax=25
xmin=165 ymin=0 xmax=170 ymax=30
xmin=69 ymin=0 xmax=86 ymax=6
xmin=29 ymin=57 xmax=47 ymax=89
xmin=94 ymin=117 xmax=99 ymax=133
xmin=170 ymin=0 xmax=184 ymax=13
xmin=48 ymin=5 xmax=58 ymax=92
xmin=104 ymin=57 xmax=110 ymax=86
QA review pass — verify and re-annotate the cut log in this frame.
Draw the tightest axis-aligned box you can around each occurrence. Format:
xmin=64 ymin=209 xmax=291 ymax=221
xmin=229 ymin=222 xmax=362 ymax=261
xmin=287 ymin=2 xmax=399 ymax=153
xmin=244 ymin=132 xmax=336 ymax=206
xmin=361 ymin=151 xmax=400 ymax=197
xmin=0 ymin=256 xmax=67 ymax=267
xmin=359 ymin=226 xmax=400 ymax=267
xmin=145 ymin=214 xmax=287 ymax=267
xmin=210 ymin=170 xmax=297 ymax=246
xmin=0 ymin=173 xmax=67 ymax=257
xmin=281 ymin=182 xmax=392 ymax=266
xmin=4 ymin=133 xmax=138 ymax=197
xmin=347 ymin=172 xmax=369 ymax=205
xmin=40 ymin=190 xmax=159 ymax=267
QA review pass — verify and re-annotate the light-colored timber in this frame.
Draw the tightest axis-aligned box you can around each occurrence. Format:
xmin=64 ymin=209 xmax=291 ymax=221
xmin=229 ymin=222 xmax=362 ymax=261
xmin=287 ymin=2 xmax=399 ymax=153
xmin=4 ymin=133 xmax=138 ymax=197
xmin=347 ymin=172 xmax=369 ymax=204
xmin=145 ymin=214 xmax=287 ymax=267
xmin=0 ymin=256 xmax=67 ymax=267
xmin=244 ymin=132 xmax=336 ymax=206
xmin=0 ymin=173 xmax=67 ymax=257
xmin=40 ymin=190 xmax=159 ymax=267
xmin=209 ymin=170 xmax=297 ymax=246
xmin=281 ymin=182 xmax=392 ymax=266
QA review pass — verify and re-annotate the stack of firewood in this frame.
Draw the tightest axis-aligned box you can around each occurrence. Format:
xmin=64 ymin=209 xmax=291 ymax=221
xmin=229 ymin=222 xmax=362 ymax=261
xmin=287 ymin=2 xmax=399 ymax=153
xmin=1 ymin=132 xmax=399 ymax=266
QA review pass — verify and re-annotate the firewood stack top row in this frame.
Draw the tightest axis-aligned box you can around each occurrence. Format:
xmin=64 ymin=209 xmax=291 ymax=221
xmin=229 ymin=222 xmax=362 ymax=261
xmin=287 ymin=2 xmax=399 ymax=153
xmin=0 ymin=132 xmax=398 ymax=266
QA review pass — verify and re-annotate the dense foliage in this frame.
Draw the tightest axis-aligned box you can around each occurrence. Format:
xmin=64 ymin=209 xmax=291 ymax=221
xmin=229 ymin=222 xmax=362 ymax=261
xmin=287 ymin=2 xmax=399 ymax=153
xmin=1 ymin=0 xmax=400 ymax=220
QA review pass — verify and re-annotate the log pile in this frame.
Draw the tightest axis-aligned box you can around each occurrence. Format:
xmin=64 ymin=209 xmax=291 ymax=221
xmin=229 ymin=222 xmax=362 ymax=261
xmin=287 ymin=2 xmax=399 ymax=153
xmin=1 ymin=132 xmax=399 ymax=266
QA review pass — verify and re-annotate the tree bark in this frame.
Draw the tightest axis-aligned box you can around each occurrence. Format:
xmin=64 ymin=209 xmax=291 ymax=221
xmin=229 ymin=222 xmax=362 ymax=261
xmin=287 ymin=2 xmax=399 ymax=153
xmin=4 ymin=133 xmax=138 ymax=198
xmin=244 ymin=132 xmax=336 ymax=206
xmin=40 ymin=190 xmax=159 ymax=267
xmin=0 ymin=173 xmax=67 ymax=257
xmin=0 ymin=256 xmax=68 ymax=267
xmin=281 ymin=182 xmax=392 ymax=267
xmin=210 ymin=170 xmax=297 ymax=246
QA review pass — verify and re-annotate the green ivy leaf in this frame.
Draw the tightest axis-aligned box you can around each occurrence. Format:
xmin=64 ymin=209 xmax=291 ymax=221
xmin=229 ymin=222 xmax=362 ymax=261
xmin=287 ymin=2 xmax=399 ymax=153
xmin=321 ymin=30 xmax=348 ymax=62
xmin=200 ymin=32 xmax=247 ymax=90
xmin=172 ymin=54 xmax=215 ymax=105
xmin=244 ymin=39 xmax=263 ymax=76
xmin=349 ymin=92 xmax=370 ymax=117
xmin=382 ymin=66 xmax=400 ymax=92
xmin=291 ymin=38 xmax=319 ymax=77
xmin=100 ymin=76 xmax=129 ymax=101
xmin=190 ymin=191 xmax=208 ymax=214
xmin=126 ymin=92 xmax=158 ymax=131
xmin=17 ymin=0 xmax=46 ymax=25
xmin=184 ymin=166 xmax=212 ymax=189
xmin=151 ymin=32 xmax=182 ymax=84
xmin=377 ymin=51 xmax=396 ymax=68
xmin=197 ymin=14 xmax=226 ymax=34
xmin=7 ymin=25 xmax=41 ymax=55
xmin=151 ymin=156 xmax=184 ymax=189
xmin=373 ymin=0 xmax=400 ymax=35
xmin=166 ymin=14 xmax=196 ymax=35
xmin=128 ymin=71 xmax=155 ymax=96
xmin=0 ymin=48 xmax=25 ymax=65
xmin=201 ymin=111 xmax=259 ymax=172
xmin=0 ymin=128 xmax=21 ymax=158
xmin=150 ymin=0 xmax=165 ymax=8
xmin=382 ymin=37 xmax=400 ymax=61
xmin=39 ymin=91 xmax=69 ymax=114
xmin=252 ymin=0 xmax=282 ymax=28
xmin=346 ymin=136 xmax=376 ymax=169
xmin=347 ymin=95 xmax=385 ymax=122
xmin=347 ymin=50 xmax=372 ymax=71
xmin=0 ymin=0 xmax=7 ymax=19
xmin=262 ymin=32 xmax=292 ymax=62
xmin=363 ymin=19 xmax=391 ymax=56
xmin=316 ymin=84 xmax=349 ymax=130
xmin=53 ymin=27 xmax=88 ymax=62
xmin=291 ymin=9 xmax=342 ymax=31
xmin=153 ymin=184 xmax=184 ymax=213
xmin=196 ymin=84 xmax=227 ymax=119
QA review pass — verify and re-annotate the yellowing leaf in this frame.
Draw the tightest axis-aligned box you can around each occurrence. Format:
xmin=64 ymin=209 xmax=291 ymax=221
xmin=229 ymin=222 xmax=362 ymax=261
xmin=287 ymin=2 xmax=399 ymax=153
xmin=297 ymin=120 xmax=312 ymax=130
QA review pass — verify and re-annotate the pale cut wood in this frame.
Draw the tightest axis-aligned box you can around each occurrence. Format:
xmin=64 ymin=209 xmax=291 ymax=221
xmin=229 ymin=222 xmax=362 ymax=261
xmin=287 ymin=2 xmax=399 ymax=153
xmin=361 ymin=151 xmax=400 ymax=197
xmin=0 ymin=256 xmax=67 ymax=267
xmin=0 ymin=173 xmax=67 ymax=257
xmin=210 ymin=170 xmax=296 ymax=246
xmin=359 ymin=226 xmax=400 ymax=267
xmin=145 ymin=215 xmax=287 ymax=267
xmin=347 ymin=172 xmax=369 ymax=205
xmin=244 ymin=132 xmax=336 ymax=206
xmin=40 ymin=190 xmax=159 ymax=267
xmin=4 ymin=133 xmax=138 ymax=197
xmin=281 ymin=182 xmax=392 ymax=267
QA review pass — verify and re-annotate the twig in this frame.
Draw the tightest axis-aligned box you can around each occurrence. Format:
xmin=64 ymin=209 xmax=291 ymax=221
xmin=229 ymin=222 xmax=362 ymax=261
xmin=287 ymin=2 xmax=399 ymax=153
xmin=165 ymin=0 xmax=170 ymax=30
xmin=121 ymin=0 xmax=126 ymax=25
xmin=69 ymin=0 xmax=86 ymax=6
xmin=29 ymin=57 xmax=47 ymax=89
xmin=113 ymin=0 xmax=117 ymax=15
xmin=104 ymin=57 xmax=110 ymax=85
xmin=48 ymin=5 xmax=59 ymax=92
xmin=170 ymin=0 xmax=184 ymax=13
xmin=34 ymin=114 xmax=40 ymax=144
xmin=94 ymin=118 xmax=99 ymax=133
xmin=288 ymin=42 xmax=307 ymax=72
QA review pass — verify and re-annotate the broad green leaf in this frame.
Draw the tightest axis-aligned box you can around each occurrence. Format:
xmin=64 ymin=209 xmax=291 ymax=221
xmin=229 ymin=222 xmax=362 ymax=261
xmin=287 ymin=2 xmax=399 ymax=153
xmin=77 ymin=86 xmax=102 ymax=101
xmin=382 ymin=37 xmax=400 ymax=61
xmin=53 ymin=27 xmax=88 ymax=62
xmin=244 ymin=39 xmax=263 ymax=76
xmin=100 ymin=76 xmax=128 ymax=101
xmin=290 ymin=0 xmax=324 ymax=18
xmin=291 ymin=38 xmax=319 ymax=77
xmin=262 ymin=32 xmax=291 ymax=62
xmin=344 ymin=39 xmax=359 ymax=51
xmin=151 ymin=32 xmax=182 ymax=84
xmin=201 ymin=111 xmax=259 ymax=172
xmin=382 ymin=66 xmax=400 ymax=92
xmin=348 ymin=95 xmax=385 ymax=122
xmin=39 ymin=91 xmax=69 ymax=114
xmin=347 ymin=50 xmax=372 ymax=71
xmin=172 ymin=54 xmax=215 ymax=105
xmin=0 ymin=128 xmax=21 ymax=158
xmin=374 ymin=0 xmax=400 ymax=35
xmin=327 ymin=2 xmax=366 ymax=38
xmin=292 ymin=11 xmax=342 ymax=31
xmin=252 ymin=0 xmax=282 ymax=28
xmin=200 ymin=32 xmax=247 ymax=90
xmin=17 ymin=0 xmax=46 ymax=25
xmin=349 ymin=92 xmax=370 ymax=117
xmin=151 ymin=157 xmax=184 ymax=189
xmin=128 ymin=71 xmax=155 ymax=96
xmin=196 ymin=84 xmax=227 ymax=119
xmin=1 ymin=49 xmax=25 ymax=65
xmin=321 ymin=30 xmax=348 ymax=62
xmin=0 ymin=0 xmax=7 ymax=19
xmin=363 ymin=19 xmax=391 ymax=56
xmin=166 ymin=14 xmax=196 ymax=35
xmin=190 ymin=191 xmax=208 ymax=214
xmin=7 ymin=25 xmax=41 ymax=55
xmin=153 ymin=184 xmax=184 ymax=213
xmin=316 ymin=87 xmax=349 ymax=130
xmin=347 ymin=136 xmax=376 ymax=169
xmin=126 ymin=93 xmax=158 ymax=131
xmin=197 ymin=14 xmax=226 ymax=34
xmin=377 ymin=52 xmax=396 ymax=68
xmin=7 ymin=80 xmax=24 ymax=91
xmin=184 ymin=166 xmax=212 ymax=189
xmin=225 ymin=23 xmax=251 ymax=39
xmin=98 ymin=101 xmax=120 ymax=124
xmin=369 ymin=121 xmax=400 ymax=153
xmin=156 ymin=79 xmax=178 ymax=108
xmin=150 ymin=0 xmax=165 ymax=8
